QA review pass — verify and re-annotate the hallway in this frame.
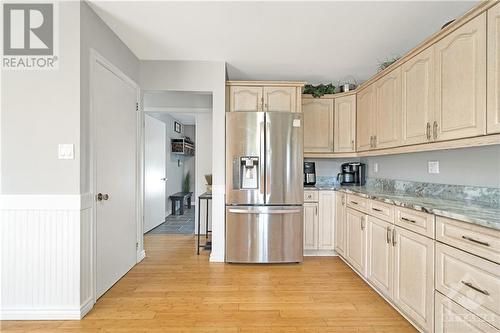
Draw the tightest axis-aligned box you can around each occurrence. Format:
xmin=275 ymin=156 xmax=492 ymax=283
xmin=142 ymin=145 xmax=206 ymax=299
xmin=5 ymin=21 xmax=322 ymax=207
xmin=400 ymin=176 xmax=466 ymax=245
xmin=1 ymin=235 xmax=416 ymax=332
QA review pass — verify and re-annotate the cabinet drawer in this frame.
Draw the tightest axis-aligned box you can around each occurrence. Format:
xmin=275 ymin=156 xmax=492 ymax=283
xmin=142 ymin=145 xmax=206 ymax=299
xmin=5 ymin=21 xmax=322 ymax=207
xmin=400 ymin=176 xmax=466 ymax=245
xmin=436 ymin=216 xmax=500 ymax=264
xmin=368 ymin=200 xmax=394 ymax=223
xmin=395 ymin=206 xmax=435 ymax=238
xmin=304 ymin=190 xmax=318 ymax=202
xmin=435 ymin=292 xmax=499 ymax=333
xmin=346 ymin=194 xmax=369 ymax=213
xmin=436 ymin=243 xmax=500 ymax=329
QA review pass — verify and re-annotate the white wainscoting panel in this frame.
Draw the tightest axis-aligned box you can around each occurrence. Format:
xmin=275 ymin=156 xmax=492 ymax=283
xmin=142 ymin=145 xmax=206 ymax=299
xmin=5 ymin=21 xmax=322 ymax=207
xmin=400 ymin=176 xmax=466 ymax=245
xmin=0 ymin=194 xmax=94 ymax=320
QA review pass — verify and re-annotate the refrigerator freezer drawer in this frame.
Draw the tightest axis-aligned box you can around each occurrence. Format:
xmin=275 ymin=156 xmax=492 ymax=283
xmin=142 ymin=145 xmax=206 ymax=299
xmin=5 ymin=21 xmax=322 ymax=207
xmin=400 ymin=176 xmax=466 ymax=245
xmin=225 ymin=206 xmax=304 ymax=263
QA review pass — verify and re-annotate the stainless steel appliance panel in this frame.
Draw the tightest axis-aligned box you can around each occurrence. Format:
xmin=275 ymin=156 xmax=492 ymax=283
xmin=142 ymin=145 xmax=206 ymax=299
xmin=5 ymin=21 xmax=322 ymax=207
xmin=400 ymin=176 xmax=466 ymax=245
xmin=226 ymin=112 xmax=265 ymax=205
xmin=265 ymin=112 xmax=304 ymax=205
xmin=225 ymin=206 xmax=303 ymax=263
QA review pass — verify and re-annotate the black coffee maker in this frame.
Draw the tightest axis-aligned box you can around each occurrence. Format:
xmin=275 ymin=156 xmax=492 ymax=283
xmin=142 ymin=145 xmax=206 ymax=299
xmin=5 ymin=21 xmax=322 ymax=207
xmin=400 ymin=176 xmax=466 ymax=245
xmin=304 ymin=162 xmax=316 ymax=186
xmin=337 ymin=162 xmax=366 ymax=186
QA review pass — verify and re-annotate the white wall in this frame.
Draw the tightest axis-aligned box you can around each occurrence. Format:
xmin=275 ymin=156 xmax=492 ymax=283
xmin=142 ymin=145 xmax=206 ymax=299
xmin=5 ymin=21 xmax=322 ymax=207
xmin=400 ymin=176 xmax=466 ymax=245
xmin=1 ymin=2 xmax=81 ymax=195
xmin=140 ymin=60 xmax=226 ymax=262
xmin=360 ymin=145 xmax=500 ymax=188
xmin=195 ymin=114 xmax=213 ymax=234
xmin=183 ymin=125 xmax=196 ymax=194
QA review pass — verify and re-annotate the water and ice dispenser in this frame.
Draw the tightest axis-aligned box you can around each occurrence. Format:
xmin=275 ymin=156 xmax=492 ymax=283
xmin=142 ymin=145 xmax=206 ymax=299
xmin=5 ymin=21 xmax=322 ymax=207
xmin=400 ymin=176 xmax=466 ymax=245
xmin=234 ymin=156 xmax=259 ymax=190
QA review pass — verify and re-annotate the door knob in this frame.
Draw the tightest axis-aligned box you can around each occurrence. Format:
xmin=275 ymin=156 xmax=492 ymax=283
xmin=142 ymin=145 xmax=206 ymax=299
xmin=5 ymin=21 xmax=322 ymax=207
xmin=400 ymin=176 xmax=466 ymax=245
xmin=97 ymin=193 xmax=109 ymax=201
xmin=161 ymin=177 xmax=167 ymax=181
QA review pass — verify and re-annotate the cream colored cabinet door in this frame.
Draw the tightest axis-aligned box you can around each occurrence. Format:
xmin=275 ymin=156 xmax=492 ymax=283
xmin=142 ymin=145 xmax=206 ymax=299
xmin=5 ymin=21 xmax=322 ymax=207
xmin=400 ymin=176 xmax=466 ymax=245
xmin=434 ymin=13 xmax=487 ymax=141
xmin=318 ymin=191 xmax=335 ymax=250
xmin=263 ymin=86 xmax=297 ymax=112
xmin=304 ymin=202 xmax=319 ymax=250
xmin=393 ymin=226 xmax=434 ymax=333
xmin=401 ymin=47 xmax=434 ymax=145
xmin=334 ymin=192 xmax=346 ymax=256
xmin=375 ymin=68 xmax=402 ymax=149
xmin=229 ymin=86 xmax=263 ymax=112
xmin=334 ymin=95 xmax=356 ymax=152
xmin=345 ymin=208 xmax=367 ymax=276
xmin=367 ymin=216 xmax=393 ymax=299
xmin=302 ymin=98 xmax=334 ymax=153
xmin=435 ymin=292 xmax=499 ymax=333
xmin=356 ymin=85 xmax=375 ymax=151
xmin=488 ymin=4 xmax=500 ymax=134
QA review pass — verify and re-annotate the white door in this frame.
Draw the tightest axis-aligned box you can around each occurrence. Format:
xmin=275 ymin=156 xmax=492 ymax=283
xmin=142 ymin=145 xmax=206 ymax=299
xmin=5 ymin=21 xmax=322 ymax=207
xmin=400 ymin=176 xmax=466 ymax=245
xmin=93 ymin=58 xmax=138 ymax=299
xmin=144 ymin=115 xmax=166 ymax=233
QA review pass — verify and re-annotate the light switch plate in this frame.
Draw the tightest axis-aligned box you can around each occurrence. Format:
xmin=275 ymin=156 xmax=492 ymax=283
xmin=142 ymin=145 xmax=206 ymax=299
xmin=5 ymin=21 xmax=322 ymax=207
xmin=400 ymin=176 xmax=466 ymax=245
xmin=428 ymin=161 xmax=439 ymax=174
xmin=58 ymin=144 xmax=74 ymax=160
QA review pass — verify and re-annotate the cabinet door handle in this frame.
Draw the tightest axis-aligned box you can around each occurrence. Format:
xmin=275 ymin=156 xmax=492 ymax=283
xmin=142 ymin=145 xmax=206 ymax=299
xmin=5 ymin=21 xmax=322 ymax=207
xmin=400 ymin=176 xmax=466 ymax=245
xmin=360 ymin=216 xmax=365 ymax=230
xmin=462 ymin=236 xmax=490 ymax=247
xmin=315 ymin=206 xmax=318 ymax=216
xmin=350 ymin=201 xmax=358 ymax=205
xmin=433 ymin=121 xmax=438 ymax=140
xmin=372 ymin=207 xmax=383 ymax=212
xmin=426 ymin=122 xmax=431 ymax=140
xmin=369 ymin=136 xmax=373 ymax=148
xmin=373 ymin=135 xmax=377 ymax=148
xmin=386 ymin=226 xmax=391 ymax=244
xmin=401 ymin=217 xmax=416 ymax=224
xmin=392 ymin=228 xmax=397 ymax=246
xmin=461 ymin=281 xmax=490 ymax=296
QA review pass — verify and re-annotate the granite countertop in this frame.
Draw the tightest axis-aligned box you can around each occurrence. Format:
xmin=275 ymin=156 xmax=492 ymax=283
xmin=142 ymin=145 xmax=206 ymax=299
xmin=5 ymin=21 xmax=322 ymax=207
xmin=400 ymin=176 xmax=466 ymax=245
xmin=305 ymin=185 xmax=500 ymax=231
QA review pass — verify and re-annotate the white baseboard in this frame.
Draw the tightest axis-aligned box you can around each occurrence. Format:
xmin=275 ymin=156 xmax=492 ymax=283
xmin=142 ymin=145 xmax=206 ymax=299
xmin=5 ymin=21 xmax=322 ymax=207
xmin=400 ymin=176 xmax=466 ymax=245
xmin=304 ymin=249 xmax=338 ymax=257
xmin=137 ymin=249 xmax=146 ymax=262
xmin=1 ymin=307 xmax=83 ymax=320
xmin=80 ymin=298 xmax=94 ymax=319
xmin=209 ymin=253 xmax=225 ymax=262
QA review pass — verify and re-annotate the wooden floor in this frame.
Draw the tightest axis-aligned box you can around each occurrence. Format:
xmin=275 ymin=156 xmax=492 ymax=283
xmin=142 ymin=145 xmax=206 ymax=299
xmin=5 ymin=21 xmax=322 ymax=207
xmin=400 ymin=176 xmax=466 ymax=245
xmin=2 ymin=235 xmax=417 ymax=333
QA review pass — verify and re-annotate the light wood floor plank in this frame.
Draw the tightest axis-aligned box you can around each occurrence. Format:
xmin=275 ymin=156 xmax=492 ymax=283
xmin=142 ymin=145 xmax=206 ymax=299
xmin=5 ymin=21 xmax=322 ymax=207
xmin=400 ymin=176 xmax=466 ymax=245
xmin=1 ymin=235 xmax=416 ymax=332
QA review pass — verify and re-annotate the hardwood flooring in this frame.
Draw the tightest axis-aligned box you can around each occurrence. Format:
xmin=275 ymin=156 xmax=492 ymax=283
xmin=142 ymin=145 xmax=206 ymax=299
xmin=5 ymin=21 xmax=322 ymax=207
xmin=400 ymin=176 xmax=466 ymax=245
xmin=2 ymin=235 xmax=417 ymax=332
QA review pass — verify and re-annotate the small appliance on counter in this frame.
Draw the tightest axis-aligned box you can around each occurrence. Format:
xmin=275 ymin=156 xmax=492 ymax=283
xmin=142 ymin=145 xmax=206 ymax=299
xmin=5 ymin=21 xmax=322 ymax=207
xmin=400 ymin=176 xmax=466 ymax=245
xmin=304 ymin=162 xmax=316 ymax=186
xmin=337 ymin=162 xmax=366 ymax=186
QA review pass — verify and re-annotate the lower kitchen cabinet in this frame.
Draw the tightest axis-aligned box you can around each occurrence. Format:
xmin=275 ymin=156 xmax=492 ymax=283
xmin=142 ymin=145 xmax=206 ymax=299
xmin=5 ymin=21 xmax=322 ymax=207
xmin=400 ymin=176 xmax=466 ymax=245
xmin=334 ymin=192 xmax=346 ymax=256
xmin=393 ymin=226 xmax=435 ymax=333
xmin=367 ymin=216 xmax=393 ymax=299
xmin=345 ymin=207 xmax=367 ymax=275
xmin=435 ymin=292 xmax=499 ymax=333
xmin=304 ymin=191 xmax=336 ymax=254
xmin=303 ymin=202 xmax=319 ymax=250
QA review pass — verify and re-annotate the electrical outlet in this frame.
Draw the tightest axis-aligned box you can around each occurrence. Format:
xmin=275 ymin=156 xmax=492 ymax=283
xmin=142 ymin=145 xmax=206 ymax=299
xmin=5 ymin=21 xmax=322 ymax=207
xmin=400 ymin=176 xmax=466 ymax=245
xmin=428 ymin=161 xmax=440 ymax=174
xmin=373 ymin=163 xmax=379 ymax=173
xmin=58 ymin=144 xmax=74 ymax=160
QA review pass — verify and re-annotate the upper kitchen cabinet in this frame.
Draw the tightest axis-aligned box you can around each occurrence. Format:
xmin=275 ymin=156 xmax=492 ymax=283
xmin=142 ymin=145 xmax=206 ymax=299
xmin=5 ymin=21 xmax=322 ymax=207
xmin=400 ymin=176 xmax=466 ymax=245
xmin=303 ymin=97 xmax=334 ymax=153
xmin=488 ymin=3 xmax=500 ymax=134
xmin=434 ymin=13 xmax=487 ymax=141
xmin=401 ymin=47 xmax=434 ymax=146
xmin=357 ymin=85 xmax=376 ymax=151
xmin=226 ymin=81 xmax=305 ymax=113
xmin=334 ymin=94 xmax=356 ymax=152
xmin=228 ymin=86 xmax=263 ymax=112
xmin=375 ymin=68 xmax=402 ymax=149
xmin=263 ymin=86 xmax=299 ymax=112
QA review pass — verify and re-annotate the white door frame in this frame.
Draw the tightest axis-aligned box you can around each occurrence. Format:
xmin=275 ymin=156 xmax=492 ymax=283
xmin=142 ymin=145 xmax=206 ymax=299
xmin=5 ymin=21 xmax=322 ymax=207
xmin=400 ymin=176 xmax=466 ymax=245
xmin=89 ymin=49 xmax=144 ymax=304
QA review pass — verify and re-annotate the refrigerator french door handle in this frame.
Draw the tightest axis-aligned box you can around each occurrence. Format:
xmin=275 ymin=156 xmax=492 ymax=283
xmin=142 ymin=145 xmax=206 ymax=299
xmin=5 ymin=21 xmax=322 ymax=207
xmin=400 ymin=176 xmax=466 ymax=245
xmin=260 ymin=120 xmax=266 ymax=200
xmin=228 ymin=208 xmax=301 ymax=214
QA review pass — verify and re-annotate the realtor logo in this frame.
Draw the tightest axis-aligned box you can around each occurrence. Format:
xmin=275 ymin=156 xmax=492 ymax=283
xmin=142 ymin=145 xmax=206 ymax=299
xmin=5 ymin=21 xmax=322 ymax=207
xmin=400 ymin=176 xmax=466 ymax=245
xmin=2 ymin=2 xmax=58 ymax=69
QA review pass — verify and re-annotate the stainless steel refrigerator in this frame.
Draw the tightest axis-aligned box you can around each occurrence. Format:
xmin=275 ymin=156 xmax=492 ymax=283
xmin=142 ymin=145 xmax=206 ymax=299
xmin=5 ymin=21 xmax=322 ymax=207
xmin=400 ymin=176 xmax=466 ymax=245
xmin=225 ymin=111 xmax=303 ymax=263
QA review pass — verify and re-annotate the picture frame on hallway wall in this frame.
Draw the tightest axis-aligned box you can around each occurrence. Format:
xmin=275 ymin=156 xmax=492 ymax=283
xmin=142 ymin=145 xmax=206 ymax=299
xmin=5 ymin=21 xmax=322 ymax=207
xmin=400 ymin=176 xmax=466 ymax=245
xmin=174 ymin=121 xmax=182 ymax=133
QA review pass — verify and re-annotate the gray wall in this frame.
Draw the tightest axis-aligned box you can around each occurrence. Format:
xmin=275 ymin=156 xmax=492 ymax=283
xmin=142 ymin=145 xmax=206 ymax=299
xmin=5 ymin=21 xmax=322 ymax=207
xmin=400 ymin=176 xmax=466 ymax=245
xmin=183 ymin=125 xmax=196 ymax=194
xmin=1 ymin=2 xmax=81 ymax=194
xmin=360 ymin=145 xmax=500 ymax=188
xmin=80 ymin=1 xmax=140 ymax=193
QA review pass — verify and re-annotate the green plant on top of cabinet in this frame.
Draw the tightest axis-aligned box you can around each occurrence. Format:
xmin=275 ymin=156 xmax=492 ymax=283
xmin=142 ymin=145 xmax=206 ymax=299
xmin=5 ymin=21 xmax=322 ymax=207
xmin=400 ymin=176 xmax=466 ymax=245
xmin=434 ymin=12 xmax=487 ymax=141
xmin=334 ymin=95 xmax=356 ymax=152
xmin=488 ymin=3 xmax=500 ymax=134
xmin=302 ymin=97 xmax=334 ymax=153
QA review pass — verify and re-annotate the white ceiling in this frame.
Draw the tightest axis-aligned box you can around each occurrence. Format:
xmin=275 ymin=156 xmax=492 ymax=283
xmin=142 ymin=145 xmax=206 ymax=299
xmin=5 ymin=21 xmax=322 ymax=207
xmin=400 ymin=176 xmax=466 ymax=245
xmin=89 ymin=1 xmax=478 ymax=84
xmin=147 ymin=111 xmax=197 ymax=125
